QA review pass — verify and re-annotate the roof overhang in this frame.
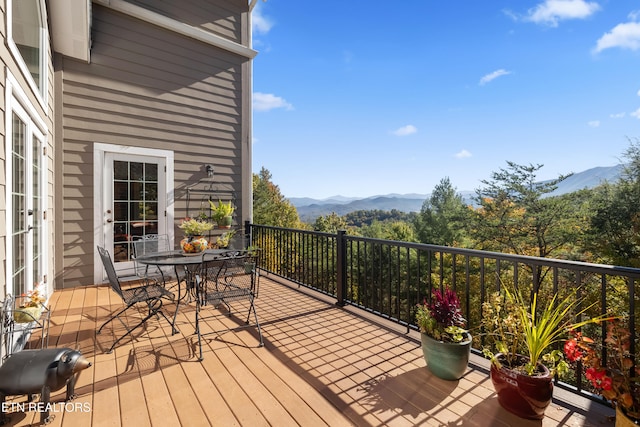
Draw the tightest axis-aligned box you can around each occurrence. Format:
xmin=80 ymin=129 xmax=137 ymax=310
xmin=49 ymin=0 xmax=92 ymax=63
xmin=94 ymin=0 xmax=257 ymax=59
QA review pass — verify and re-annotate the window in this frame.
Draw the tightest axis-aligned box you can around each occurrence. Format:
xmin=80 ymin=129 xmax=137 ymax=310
xmin=9 ymin=0 xmax=47 ymax=102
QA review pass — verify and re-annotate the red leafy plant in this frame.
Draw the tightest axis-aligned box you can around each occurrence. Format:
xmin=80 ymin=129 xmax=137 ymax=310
xmin=564 ymin=319 xmax=640 ymax=420
xmin=415 ymin=288 xmax=468 ymax=343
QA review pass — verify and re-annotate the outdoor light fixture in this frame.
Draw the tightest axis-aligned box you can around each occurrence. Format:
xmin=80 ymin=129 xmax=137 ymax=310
xmin=205 ymin=164 xmax=214 ymax=178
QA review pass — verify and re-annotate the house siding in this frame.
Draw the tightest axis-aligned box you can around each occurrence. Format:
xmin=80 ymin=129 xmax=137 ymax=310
xmin=56 ymin=3 xmax=250 ymax=287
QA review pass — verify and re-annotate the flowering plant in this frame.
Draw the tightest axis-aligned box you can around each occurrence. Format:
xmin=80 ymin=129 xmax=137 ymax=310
xmin=415 ymin=288 xmax=468 ymax=343
xmin=564 ymin=319 xmax=639 ymax=420
xmin=19 ymin=287 xmax=46 ymax=308
xmin=481 ymin=285 xmax=610 ymax=377
xmin=179 ymin=218 xmax=214 ymax=236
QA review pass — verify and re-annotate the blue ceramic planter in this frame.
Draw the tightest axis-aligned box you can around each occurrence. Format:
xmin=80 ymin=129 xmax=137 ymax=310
xmin=421 ymin=332 xmax=472 ymax=380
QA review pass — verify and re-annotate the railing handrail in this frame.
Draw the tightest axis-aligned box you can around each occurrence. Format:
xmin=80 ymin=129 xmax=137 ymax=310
xmin=247 ymin=222 xmax=640 ymax=407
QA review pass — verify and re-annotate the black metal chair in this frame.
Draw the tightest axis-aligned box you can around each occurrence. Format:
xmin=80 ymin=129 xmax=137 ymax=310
xmin=195 ymin=252 xmax=263 ymax=360
xmin=132 ymin=234 xmax=173 ymax=286
xmin=96 ymin=246 xmax=177 ymax=353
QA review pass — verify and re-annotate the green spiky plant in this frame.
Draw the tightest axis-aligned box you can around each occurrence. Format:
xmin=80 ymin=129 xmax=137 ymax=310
xmin=482 ymin=285 xmax=613 ymax=377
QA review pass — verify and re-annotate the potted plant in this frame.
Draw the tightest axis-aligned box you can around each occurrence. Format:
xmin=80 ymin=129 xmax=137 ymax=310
xmin=243 ymin=245 xmax=260 ymax=273
xmin=14 ymin=287 xmax=46 ymax=323
xmin=178 ymin=218 xmax=213 ymax=253
xmin=209 ymin=200 xmax=234 ymax=229
xmin=415 ymin=288 xmax=472 ymax=380
xmin=481 ymin=285 xmax=611 ymax=420
xmin=564 ymin=318 xmax=638 ymax=426
xmin=214 ymin=229 xmax=237 ymax=249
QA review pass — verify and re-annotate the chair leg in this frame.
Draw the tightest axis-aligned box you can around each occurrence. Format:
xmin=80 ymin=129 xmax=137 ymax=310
xmin=246 ymin=297 xmax=264 ymax=347
xmin=97 ymin=304 xmax=132 ymax=334
xmin=195 ymin=304 xmax=204 ymax=361
xmin=101 ymin=300 xmax=166 ymax=353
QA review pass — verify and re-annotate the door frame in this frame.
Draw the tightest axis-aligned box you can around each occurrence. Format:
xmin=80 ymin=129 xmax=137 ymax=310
xmin=93 ymin=143 xmax=175 ymax=283
xmin=4 ymin=70 xmax=48 ymax=298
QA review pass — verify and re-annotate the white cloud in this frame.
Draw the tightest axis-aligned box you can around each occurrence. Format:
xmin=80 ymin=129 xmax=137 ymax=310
xmin=637 ymin=89 xmax=640 ymax=96
xmin=253 ymin=92 xmax=293 ymax=112
xmin=392 ymin=125 xmax=417 ymax=136
xmin=631 ymin=108 xmax=640 ymax=119
xmin=593 ymin=22 xmax=640 ymax=53
xmin=479 ymin=69 xmax=511 ymax=85
xmin=587 ymin=120 xmax=600 ymax=127
xmin=525 ymin=0 xmax=601 ymax=27
xmin=610 ymin=112 xmax=626 ymax=119
xmin=252 ymin=3 xmax=274 ymax=35
xmin=455 ymin=149 xmax=472 ymax=159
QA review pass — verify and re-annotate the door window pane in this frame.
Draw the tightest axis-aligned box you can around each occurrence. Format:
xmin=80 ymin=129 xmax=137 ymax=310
xmin=112 ymin=160 xmax=161 ymax=261
xmin=32 ymin=136 xmax=42 ymax=283
xmin=12 ymin=113 xmax=27 ymax=296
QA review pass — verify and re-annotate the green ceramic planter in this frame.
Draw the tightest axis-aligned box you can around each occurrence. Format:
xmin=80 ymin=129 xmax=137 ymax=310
xmin=421 ymin=332 xmax=472 ymax=380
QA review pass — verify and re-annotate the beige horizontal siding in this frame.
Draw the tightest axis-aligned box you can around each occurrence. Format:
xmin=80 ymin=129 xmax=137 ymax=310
xmin=59 ymin=4 xmax=248 ymax=287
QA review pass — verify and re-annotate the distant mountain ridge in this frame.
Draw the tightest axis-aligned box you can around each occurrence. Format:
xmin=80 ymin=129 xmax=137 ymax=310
xmin=290 ymin=164 xmax=624 ymax=222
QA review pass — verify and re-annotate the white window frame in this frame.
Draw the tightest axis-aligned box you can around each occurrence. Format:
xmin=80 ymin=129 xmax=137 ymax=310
xmin=5 ymin=70 xmax=48 ymax=297
xmin=7 ymin=0 xmax=49 ymax=109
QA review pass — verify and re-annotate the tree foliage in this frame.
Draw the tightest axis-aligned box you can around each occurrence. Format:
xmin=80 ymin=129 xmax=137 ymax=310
xmin=414 ymin=177 xmax=469 ymax=246
xmin=344 ymin=209 xmax=416 ymax=228
xmin=470 ymin=162 xmax=580 ymax=259
xmin=252 ymin=167 xmax=301 ymax=228
xmin=588 ymin=138 xmax=640 ymax=267
xmin=314 ymin=212 xmax=349 ymax=233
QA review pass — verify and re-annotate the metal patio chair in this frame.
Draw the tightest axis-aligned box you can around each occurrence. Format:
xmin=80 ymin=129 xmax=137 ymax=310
xmin=132 ymin=234 xmax=173 ymax=286
xmin=96 ymin=246 xmax=177 ymax=353
xmin=195 ymin=252 xmax=263 ymax=360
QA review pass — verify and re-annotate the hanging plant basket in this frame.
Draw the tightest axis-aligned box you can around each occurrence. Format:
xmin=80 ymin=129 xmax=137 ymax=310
xmin=14 ymin=306 xmax=43 ymax=323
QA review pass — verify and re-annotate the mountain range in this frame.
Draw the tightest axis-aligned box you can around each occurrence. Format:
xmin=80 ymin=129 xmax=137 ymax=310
xmin=289 ymin=164 xmax=625 ymax=223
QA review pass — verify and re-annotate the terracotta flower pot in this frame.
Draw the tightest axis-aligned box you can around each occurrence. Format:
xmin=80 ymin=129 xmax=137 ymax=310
xmin=616 ymin=406 xmax=640 ymax=427
xmin=421 ymin=332 xmax=472 ymax=380
xmin=489 ymin=353 xmax=553 ymax=420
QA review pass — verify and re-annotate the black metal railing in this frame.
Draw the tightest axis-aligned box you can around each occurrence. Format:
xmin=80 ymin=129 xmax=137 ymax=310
xmin=247 ymin=222 xmax=640 ymax=403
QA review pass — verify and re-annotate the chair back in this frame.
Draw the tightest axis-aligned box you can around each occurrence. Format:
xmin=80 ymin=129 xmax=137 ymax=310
xmin=220 ymin=254 xmax=258 ymax=292
xmin=132 ymin=234 xmax=170 ymax=257
xmin=97 ymin=246 xmax=125 ymax=299
xmin=132 ymin=234 xmax=172 ymax=279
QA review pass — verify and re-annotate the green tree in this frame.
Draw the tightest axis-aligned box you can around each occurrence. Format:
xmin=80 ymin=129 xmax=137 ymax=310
xmin=414 ymin=177 xmax=469 ymax=246
xmin=252 ymin=167 xmax=301 ymax=228
xmin=313 ymin=212 xmax=348 ymax=233
xmin=471 ymin=162 xmax=578 ymax=259
xmin=588 ymin=138 xmax=640 ymax=267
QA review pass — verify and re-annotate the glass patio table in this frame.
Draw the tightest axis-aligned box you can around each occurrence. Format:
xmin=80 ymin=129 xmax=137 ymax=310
xmin=135 ymin=249 xmax=234 ymax=331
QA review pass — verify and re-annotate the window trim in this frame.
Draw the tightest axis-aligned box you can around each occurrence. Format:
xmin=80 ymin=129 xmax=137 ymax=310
xmin=6 ymin=0 xmax=49 ymax=110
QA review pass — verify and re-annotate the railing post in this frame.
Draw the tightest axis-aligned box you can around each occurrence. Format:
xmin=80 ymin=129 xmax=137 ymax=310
xmin=336 ymin=229 xmax=346 ymax=307
xmin=244 ymin=220 xmax=251 ymax=247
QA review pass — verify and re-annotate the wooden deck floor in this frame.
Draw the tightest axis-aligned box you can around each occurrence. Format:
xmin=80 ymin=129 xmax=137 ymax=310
xmin=4 ymin=275 xmax=616 ymax=426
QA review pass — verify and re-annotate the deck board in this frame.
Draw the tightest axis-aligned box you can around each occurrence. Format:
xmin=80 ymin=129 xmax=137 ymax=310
xmin=2 ymin=275 xmax=617 ymax=426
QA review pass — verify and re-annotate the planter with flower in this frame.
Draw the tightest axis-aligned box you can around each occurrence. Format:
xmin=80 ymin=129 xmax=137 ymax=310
xmin=481 ymin=285 xmax=611 ymax=420
xmin=210 ymin=200 xmax=234 ymax=229
xmin=14 ymin=287 xmax=47 ymax=323
xmin=564 ymin=318 xmax=638 ymax=426
xmin=179 ymin=218 xmax=214 ymax=254
xmin=416 ymin=288 xmax=472 ymax=380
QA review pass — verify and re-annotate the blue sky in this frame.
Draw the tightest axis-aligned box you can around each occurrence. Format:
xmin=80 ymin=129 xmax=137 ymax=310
xmin=250 ymin=1 xmax=640 ymax=200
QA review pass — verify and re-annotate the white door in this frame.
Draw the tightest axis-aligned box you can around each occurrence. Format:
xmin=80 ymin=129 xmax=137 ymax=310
xmin=8 ymin=107 xmax=46 ymax=297
xmin=103 ymin=153 xmax=167 ymax=277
